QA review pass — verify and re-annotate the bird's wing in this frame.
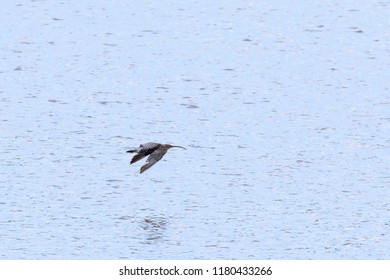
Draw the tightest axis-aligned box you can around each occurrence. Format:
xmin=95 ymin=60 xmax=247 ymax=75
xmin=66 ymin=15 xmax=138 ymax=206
xmin=130 ymin=143 xmax=161 ymax=165
xmin=131 ymin=153 xmax=146 ymax=164
xmin=140 ymin=150 xmax=167 ymax=173
xmin=142 ymin=142 xmax=160 ymax=150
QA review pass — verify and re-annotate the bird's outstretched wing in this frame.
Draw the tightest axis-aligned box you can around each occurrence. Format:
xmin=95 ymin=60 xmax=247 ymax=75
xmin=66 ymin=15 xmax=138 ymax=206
xmin=141 ymin=142 xmax=160 ymax=150
xmin=140 ymin=150 xmax=167 ymax=173
xmin=131 ymin=153 xmax=146 ymax=164
xmin=128 ymin=143 xmax=160 ymax=164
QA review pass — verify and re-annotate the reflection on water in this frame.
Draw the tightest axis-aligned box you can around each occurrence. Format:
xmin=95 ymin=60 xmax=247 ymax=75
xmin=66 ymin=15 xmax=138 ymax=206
xmin=141 ymin=216 xmax=168 ymax=244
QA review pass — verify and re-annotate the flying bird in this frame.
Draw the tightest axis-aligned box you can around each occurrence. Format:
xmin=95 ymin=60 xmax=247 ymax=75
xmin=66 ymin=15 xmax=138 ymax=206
xmin=127 ymin=142 xmax=186 ymax=173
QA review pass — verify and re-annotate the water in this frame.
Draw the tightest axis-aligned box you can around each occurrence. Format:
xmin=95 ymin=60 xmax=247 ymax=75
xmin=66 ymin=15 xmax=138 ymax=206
xmin=1 ymin=0 xmax=389 ymax=259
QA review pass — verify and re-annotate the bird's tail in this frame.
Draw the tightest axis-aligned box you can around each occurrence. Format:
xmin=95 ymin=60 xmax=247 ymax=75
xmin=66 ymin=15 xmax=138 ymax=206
xmin=126 ymin=147 xmax=140 ymax=153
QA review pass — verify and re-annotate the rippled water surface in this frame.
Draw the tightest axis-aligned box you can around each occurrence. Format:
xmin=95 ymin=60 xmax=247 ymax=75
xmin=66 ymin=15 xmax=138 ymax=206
xmin=1 ymin=0 xmax=389 ymax=259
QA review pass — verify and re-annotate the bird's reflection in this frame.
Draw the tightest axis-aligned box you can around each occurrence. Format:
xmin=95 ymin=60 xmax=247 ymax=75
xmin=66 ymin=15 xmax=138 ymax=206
xmin=140 ymin=215 xmax=168 ymax=244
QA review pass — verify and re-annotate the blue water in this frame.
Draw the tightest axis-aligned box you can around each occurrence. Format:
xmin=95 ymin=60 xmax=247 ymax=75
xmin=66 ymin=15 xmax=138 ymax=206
xmin=1 ymin=0 xmax=389 ymax=259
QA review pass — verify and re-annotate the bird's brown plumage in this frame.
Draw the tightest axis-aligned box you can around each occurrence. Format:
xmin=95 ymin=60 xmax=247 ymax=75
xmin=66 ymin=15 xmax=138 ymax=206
xmin=127 ymin=142 xmax=186 ymax=173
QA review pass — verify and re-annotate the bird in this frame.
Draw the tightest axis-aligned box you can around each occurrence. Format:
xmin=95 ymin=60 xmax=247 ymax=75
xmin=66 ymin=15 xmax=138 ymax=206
xmin=127 ymin=142 xmax=186 ymax=173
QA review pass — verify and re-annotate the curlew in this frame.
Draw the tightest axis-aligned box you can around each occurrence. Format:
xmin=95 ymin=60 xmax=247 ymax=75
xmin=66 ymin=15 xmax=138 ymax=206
xmin=127 ymin=142 xmax=186 ymax=173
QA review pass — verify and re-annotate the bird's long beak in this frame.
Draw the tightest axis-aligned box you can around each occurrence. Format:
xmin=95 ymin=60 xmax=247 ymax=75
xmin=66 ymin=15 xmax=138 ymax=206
xmin=171 ymin=145 xmax=186 ymax=150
